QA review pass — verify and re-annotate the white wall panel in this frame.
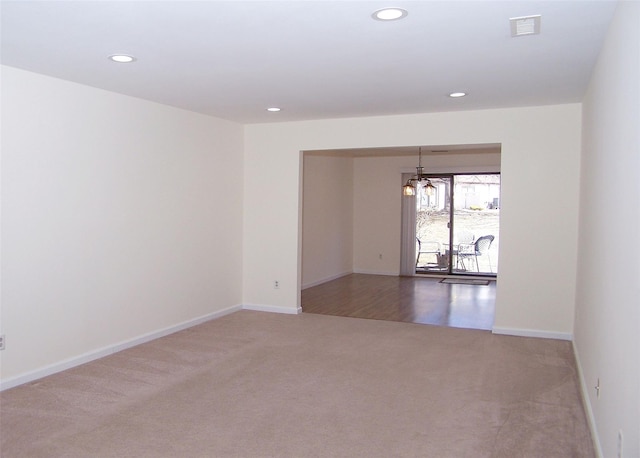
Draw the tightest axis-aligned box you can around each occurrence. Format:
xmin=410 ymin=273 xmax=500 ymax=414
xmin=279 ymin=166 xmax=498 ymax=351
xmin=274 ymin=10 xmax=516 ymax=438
xmin=244 ymin=104 xmax=582 ymax=336
xmin=1 ymin=66 xmax=244 ymax=383
xmin=302 ymin=155 xmax=353 ymax=288
xmin=574 ymin=2 xmax=640 ymax=456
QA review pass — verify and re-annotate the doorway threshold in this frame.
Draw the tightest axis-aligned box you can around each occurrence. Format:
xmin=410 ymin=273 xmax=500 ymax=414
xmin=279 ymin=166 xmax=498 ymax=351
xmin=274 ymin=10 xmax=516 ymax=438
xmin=415 ymin=272 xmax=496 ymax=282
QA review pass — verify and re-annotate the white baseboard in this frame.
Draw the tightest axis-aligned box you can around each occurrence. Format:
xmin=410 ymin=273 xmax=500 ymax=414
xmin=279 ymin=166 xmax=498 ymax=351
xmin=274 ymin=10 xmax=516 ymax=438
xmin=491 ymin=326 xmax=573 ymax=341
xmin=242 ymin=303 xmax=302 ymax=315
xmin=352 ymin=269 xmax=399 ymax=276
xmin=572 ymin=340 xmax=603 ymax=458
xmin=0 ymin=304 xmax=242 ymax=392
xmin=302 ymin=271 xmax=352 ymax=290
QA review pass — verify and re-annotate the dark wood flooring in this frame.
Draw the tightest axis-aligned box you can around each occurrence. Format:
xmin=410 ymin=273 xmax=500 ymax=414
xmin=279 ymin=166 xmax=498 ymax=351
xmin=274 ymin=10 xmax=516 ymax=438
xmin=301 ymin=274 xmax=496 ymax=330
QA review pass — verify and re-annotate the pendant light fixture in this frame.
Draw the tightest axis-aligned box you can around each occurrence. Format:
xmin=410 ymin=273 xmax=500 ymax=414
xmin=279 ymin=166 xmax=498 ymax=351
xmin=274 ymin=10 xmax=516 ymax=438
xmin=402 ymin=147 xmax=435 ymax=196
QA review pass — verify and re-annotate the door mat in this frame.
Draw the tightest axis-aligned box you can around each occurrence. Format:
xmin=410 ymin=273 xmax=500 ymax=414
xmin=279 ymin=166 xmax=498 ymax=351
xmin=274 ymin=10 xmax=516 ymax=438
xmin=440 ymin=278 xmax=490 ymax=285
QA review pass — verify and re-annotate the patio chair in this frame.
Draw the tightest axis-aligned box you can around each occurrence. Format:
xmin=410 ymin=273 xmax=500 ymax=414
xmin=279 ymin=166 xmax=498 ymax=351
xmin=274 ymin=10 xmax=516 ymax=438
xmin=457 ymin=235 xmax=495 ymax=272
xmin=416 ymin=238 xmax=441 ymax=268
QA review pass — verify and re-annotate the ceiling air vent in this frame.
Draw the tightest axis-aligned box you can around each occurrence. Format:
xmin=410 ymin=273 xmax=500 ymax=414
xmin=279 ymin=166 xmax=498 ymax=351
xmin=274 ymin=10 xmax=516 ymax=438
xmin=510 ymin=15 xmax=541 ymax=37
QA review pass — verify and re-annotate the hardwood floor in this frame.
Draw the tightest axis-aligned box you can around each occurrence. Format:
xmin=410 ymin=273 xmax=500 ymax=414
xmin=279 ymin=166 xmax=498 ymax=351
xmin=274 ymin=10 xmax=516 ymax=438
xmin=301 ymin=274 xmax=495 ymax=330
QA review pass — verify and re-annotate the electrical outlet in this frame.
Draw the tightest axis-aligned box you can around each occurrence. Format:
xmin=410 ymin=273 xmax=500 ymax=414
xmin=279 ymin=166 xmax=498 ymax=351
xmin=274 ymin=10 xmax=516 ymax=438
xmin=0 ymin=334 xmax=5 ymax=350
xmin=274 ymin=280 xmax=280 ymax=289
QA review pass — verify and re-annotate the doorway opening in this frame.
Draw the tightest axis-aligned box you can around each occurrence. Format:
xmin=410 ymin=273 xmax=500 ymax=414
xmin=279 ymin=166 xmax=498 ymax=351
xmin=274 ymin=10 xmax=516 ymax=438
xmin=302 ymin=144 xmax=500 ymax=331
xmin=411 ymin=173 xmax=500 ymax=276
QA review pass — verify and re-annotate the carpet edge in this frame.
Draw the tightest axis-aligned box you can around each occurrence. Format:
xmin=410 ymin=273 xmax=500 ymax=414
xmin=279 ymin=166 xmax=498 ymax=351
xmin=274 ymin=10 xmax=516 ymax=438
xmin=0 ymin=304 xmax=243 ymax=391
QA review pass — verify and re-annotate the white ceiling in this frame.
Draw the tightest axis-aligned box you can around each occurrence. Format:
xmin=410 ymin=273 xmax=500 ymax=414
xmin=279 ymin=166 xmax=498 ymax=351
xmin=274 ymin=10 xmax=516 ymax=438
xmin=1 ymin=1 xmax=618 ymax=125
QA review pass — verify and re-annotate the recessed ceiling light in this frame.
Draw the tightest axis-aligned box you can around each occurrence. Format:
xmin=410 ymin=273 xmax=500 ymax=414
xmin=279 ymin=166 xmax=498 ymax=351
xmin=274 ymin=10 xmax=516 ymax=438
xmin=372 ymin=8 xmax=408 ymax=21
xmin=449 ymin=92 xmax=467 ymax=98
xmin=266 ymin=107 xmax=281 ymax=112
xmin=109 ymin=54 xmax=136 ymax=63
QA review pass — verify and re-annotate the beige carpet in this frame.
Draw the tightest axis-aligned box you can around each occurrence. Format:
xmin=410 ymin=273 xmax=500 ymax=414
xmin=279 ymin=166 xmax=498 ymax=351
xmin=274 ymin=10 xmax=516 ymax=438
xmin=1 ymin=310 xmax=594 ymax=457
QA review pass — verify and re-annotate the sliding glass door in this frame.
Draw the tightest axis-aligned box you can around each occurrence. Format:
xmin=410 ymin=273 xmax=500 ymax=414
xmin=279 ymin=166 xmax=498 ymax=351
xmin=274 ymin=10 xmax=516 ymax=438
xmin=414 ymin=174 xmax=500 ymax=276
xmin=415 ymin=177 xmax=452 ymax=272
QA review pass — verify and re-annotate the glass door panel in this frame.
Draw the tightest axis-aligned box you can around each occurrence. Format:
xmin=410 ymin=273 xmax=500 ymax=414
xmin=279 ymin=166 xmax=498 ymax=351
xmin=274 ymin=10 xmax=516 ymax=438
xmin=415 ymin=177 xmax=452 ymax=273
xmin=451 ymin=174 xmax=500 ymax=275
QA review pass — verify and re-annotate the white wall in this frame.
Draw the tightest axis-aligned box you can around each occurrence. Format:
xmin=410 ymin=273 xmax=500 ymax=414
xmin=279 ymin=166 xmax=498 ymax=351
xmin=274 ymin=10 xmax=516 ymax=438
xmin=301 ymin=154 xmax=353 ymax=288
xmin=0 ymin=66 xmax=244 ymax=384
xmin=353 ymin=156 xmax=406 ymax=275
xmin=244 ymin=104 xmax=581 ymax=338
xmin=574 ymin=2 xmax=640 ymax=457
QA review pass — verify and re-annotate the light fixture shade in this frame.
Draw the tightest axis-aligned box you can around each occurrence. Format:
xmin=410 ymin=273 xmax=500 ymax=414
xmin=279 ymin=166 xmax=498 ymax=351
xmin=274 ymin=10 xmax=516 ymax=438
xmin=425 ymin=181 xmax=435 ymax=196
xmin=403 ymin=183 xmax=416 ymax=196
